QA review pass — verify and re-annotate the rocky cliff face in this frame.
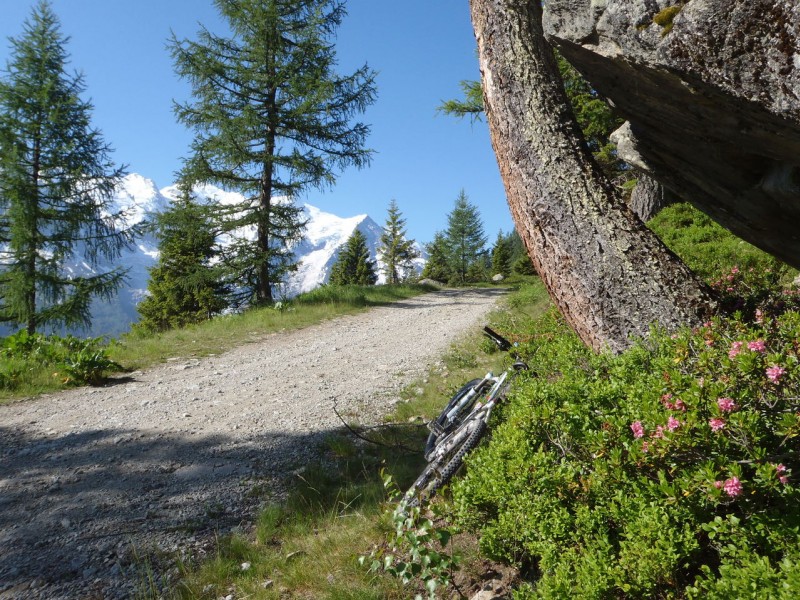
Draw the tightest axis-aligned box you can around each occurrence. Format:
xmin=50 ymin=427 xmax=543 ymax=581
xmin=544 ymin=0 xmax=800 ymax=267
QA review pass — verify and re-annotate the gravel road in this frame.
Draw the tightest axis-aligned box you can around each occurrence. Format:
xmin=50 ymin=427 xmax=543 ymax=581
xmin=0 ymin=288 xmax=505 ymax=599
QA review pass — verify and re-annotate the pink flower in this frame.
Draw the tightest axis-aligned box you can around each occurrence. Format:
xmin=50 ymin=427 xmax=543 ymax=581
xmin=717 ymin=397 xmax=737 ymax=412
xmin=723 ymin=477 xmax=743 ymax=497
xmin=755 ymin=309 xmax=764 ymax=324
xmin=641 ymin=441 xmax=650 ymax=453
xmin=673 ymin=398 xmax=687 ymax=412
xmin=767 ymin=365 xmax=786 ymax=383
xmin=705 ymin=339 xmax=714 ymax=347
xmin=667 ymin=416 xmax=681 ymax=431
xmin=728 ymin=341 xmax=744 ymax=359
xmin=776 ymin=464 xmax=789 ymax=485
xmin=748 ymin=340 xmax=767 ymax=353
xmin=652 ymin=426 xmax=665 ymax=439
xmin=713 ymin=480 xmax=724 ymax=489
xmin=709 ymin=418 xmax=726 ymax=432
xmin=630 ymin=421 xmax=645 ymax=439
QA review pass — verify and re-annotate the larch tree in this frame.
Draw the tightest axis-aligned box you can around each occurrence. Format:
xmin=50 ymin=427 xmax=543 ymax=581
xmin=170 ymin=0 xmax=376 ymax=306
xmin=0 ymin=1 xmax=134 ymax=334
xmin=444 ymin=190 xmax=487 ymax=285
xmin=329 ymin=228 xmax=377 ymax=286
xmin=491 ymin=230 xmax=513 ymax=277
xmin=136 ymin=182 xmax=229 ymax=332
xmin=469 ymin=0 xmax=714 ymax=352
xmin=420 ymin=231 xmax=451 ymax=283
xmin=378 ymin=199 xmax=417 ymax=284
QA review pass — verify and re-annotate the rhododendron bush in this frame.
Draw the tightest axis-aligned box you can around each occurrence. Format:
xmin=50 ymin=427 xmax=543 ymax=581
xmin=451 ymin=267 xmax=800 ymax=598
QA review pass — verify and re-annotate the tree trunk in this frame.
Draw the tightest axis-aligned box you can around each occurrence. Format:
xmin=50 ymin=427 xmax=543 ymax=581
xmin=469 ymin=0 xmax=714 ymax=353
xmin=629 ymin=173 xmax=676 ymax=222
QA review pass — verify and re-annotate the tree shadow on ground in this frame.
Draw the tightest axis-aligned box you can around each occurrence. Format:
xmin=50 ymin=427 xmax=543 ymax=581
xmin=0 ymin=421 xmax=416 ymax=598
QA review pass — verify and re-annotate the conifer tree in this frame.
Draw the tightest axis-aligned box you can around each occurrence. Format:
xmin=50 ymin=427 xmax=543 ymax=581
xmin=420 ymin=232 xmax=451 ymax=283
xmin=0 ymin=1 xmax=134 ymax=334
xmin=136 ymin=183 xmax=229 ymax=332
xmin=378 ymin=199 xmax=417 ymax=284
xmin=444 ymin=190 xmax=487 ymax=284
xmin=170 ymin=0 xmax=376 ymax=306
xmin=491 ymin=230 xmax=513 ymax=277
xmin=329 ymin=229 xmax=377 ymax=286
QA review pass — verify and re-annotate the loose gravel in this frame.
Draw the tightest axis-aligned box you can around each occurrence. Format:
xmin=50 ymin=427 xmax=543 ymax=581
xmin=0 ymin=288 xmax=505 ymax=599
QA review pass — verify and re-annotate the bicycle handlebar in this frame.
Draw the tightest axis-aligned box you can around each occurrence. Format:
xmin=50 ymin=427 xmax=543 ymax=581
xmin=483 ymin=326 xmax=513 ymax=352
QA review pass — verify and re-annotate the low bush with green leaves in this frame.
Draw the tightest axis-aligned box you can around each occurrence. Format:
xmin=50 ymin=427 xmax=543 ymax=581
xmin=450 ymin=273 xmax=800 ymax=597
xmin=0 ymin=331 xmax=121 ymax=391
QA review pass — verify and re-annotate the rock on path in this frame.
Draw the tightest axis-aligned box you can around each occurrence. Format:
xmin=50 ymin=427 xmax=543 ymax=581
xmin=0 ymin=288 xmax=505 ymax=599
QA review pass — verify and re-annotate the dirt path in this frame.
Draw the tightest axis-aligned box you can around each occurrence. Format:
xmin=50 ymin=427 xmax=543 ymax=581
xmin=0 ymin=288 xmax=505 ymax=599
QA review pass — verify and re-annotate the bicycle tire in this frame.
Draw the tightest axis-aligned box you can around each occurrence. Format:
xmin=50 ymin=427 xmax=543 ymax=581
xmin=405 ymin=414 xmax=488 ymax=507
xmin=424 ymin=378 xmax=482 ymax=458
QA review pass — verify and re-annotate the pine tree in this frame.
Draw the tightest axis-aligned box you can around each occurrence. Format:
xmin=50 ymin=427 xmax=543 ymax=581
xmin=444 ymin=190 xmax=487 ymax=285
xmin=329 ymin=229 xmax=377 ymax=286
xmin=420 ymin=232 xmax=451 ymax=283
xmin=378 ymin=199 xmax=417 ymax=284
xmin=136 ymin=183 xmax=229 ymax=332
xmin=0 ymin=1 xmax=134 ymax=334
xmin=170 ymin=0 xmax=376 ymax=307
xmin=491 ymin=230 xmax=513 ymax=277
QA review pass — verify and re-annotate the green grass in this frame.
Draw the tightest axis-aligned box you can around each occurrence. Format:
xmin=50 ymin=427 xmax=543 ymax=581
xmin=647 ymin=203 xmax=790 ymax=282
xmin=146 ymin=277 xmax=549 ymax=600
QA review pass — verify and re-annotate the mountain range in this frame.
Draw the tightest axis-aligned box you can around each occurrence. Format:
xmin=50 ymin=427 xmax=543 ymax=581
xmin=10 ymin=173 xmax=425 ymax=338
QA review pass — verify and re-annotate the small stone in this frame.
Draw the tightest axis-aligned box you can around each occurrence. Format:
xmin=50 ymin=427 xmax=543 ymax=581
xmin=240 ymin=561 xmax=251 ymax=571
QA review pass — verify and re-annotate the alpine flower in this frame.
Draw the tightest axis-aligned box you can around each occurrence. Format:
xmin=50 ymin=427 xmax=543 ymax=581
xmin=748 ymin=340 xmax=767 ymax=353
xmin=717 ymin=397 xmax=737 ymax=412
xmin=630 ymin=421 xmax=645 ymax=439
xmin=709 ymin=418 xmax=726 ymax=432
xmin=766 ymin=365 xmax=786 ymax=383
xmin=728 ymin=341 xmax=744 ymax=359
xmin=667 ymin=416 xmax=681 ymax=431
xmin=723 ymin=477 xmax=743 ymax=498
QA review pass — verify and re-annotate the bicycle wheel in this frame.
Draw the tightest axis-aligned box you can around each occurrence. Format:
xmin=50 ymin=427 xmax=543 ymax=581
xmin=405 ymin=413 xmax=488 ymax=508
xmin=424 ymin=378 xmax=482 ymax=458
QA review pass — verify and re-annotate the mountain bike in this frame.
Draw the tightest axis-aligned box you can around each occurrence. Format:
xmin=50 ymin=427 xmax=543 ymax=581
xmin=403 ymin=326 xmax=529 ymax=507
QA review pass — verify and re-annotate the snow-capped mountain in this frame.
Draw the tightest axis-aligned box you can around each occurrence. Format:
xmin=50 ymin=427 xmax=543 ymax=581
xmin=8 ymin=173 xmax=424 ymax=338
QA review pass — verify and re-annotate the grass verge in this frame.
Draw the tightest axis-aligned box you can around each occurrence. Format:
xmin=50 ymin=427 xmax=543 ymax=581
xmin=142 ymin=277 xmax=549 ymax=599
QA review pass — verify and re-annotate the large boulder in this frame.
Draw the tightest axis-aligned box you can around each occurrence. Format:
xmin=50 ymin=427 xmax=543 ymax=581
xmin=544 ymin=1 xmax=800 ymax=267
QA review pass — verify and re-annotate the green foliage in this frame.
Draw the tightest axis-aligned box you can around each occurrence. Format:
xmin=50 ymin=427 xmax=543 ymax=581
xmin=491 ymin=231 xmax=514 ymax=277
xmin=437 ymin=80 xmax=484 ymax=123
xmin=420 ymin=232 xmax=451 ymax=283
xmin=451 ymin=276 xmax=800 ymax=597
xmin=0 ymin=330 xmax=120 ymax=389
xmin=378 ymin=200 xmax=418 ymax=284
xmin=329 ymin=229 xmax=378 ymax=286
xmin=0 ymin=1 xmax=133 ymax=334
xmin=361 ymin=473 xmax=460 ymax=600
xmin=135 ymin=183 xmax=229 ymax=333
xmin=170 ymin=0 xmax=376 ymax=304
xmin=648 ymin=203 xmax=793 ymax=284
xmin=444 ymin=190 xmax=488 ymax=285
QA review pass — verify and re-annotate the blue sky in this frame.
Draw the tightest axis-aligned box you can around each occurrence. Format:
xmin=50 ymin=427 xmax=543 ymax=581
xmin=0 ymin=0 xmax=513 ymax=245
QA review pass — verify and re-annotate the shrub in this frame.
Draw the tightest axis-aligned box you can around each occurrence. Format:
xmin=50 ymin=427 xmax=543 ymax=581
xmin=0 ymin=331 xmax=121 ymax=389
xmin=450 ymin=288 xmax=800 ymax=596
